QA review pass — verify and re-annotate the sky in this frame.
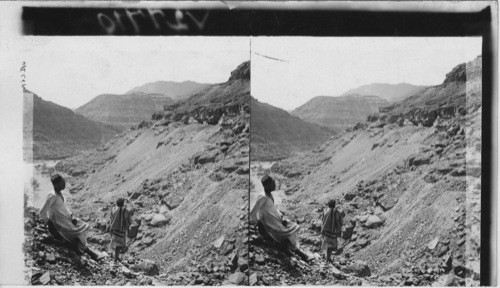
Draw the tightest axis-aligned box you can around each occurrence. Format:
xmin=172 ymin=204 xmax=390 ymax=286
xmin=251 ymin=37 xmax=482 ymax=111
xmin=24 ymin=37 xmax=250 ymax=109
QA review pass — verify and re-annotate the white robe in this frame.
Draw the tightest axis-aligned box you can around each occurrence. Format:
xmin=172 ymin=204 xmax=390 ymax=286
xmin=250 ymin=194 xmax=299 ymax=248
xmin=40 ymin=190 xmax=89 ymax=248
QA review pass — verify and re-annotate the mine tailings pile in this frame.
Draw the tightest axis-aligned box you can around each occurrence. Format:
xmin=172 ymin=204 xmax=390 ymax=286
xmin=26 ymin=61 xmax=251 ymax=285
xmin=259 ymin=56 xmax=481 ymax=286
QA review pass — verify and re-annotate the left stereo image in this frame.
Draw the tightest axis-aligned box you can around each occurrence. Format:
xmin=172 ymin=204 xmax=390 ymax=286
xmin=23 ymin=37 xmax=251 ymax=286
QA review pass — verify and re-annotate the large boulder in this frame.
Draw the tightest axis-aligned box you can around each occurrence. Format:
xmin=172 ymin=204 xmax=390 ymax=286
xmin=213 ymin=235 xmax=225 ymax=249
xmin=227 ymin=272 xmax=247 ymax=285
xmin=377 ymin=196 xmax=398 ymax=211
xmin=249 ymin=272 xmax=258 ymax=286
xmin=344 ymin=260 xmax=371 ymax=277
xmin=413 ymin=155 xmax=432 ymax=166
xmin=364 ymin=215 xmax=384 ymax=228
xmin=149 ymin=214 xmax=171 ymax=227
xmin=127 ymin=190 xmax=142 ymax=200
xmin=342 ymin=223 xmax=355 ymax=240
xmin=132 ymin=259 xmax=160 ymax=276
xmin=344 ymin=192 xmax=357 ymax=201
xmin=128 ymin=223 xmax=140 ymax=238
xmin=193 ymin=152 xmax=216 ymax=165
xmin=310 ymin=219 xmax=322 ymax=233
xmin=432 ymin=273 xmax=462 ymax=286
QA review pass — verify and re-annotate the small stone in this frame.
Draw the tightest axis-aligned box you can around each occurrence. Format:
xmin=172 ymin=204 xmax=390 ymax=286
xmin=142 ymin=237 xmax=154 ymax=246
xmin=223 ymin=244 xmax=235 ymax=255
xmin=228 ymin=272 xmax=246 ymax=285
xmin=331 ymin=266 xmax=345 ymax=279
xmin=213 ymin=235 xmax=225 ymax=249
xmin=238 ymin=258 xmax=249 ymax=272
xmin=39 ymin=271 xmax=51 ymax=285
xmin=46 ymin=253 xmax=56 ymax=264
xmin=255 ymin=254 xmax=265 ymax=265
xmin=427 ymin=237 xmax=439 ymax=250
xmin=249 ymin=273 xmax=258 ymax=286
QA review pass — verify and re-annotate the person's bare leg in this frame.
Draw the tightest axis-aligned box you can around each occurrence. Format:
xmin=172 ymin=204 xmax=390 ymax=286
xmin=114 ymin=247 xmax=120 ymax=262
xmin=326 ymin=248 xmax=333 ymax=263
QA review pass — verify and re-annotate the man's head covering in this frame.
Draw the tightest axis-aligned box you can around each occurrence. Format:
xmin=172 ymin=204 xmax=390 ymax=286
xmin=117 ymin=197 xmax=125 ymax=207
xmin=50 ymin=174 xmax=64 ymax=185
xmin=261 ymin=175 xmax=276 ymax=193
xmin=328 ymin=199 xmax=336 ymax=208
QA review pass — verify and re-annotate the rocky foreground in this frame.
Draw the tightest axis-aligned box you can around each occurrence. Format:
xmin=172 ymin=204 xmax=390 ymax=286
xmin=24 ymin=207 xmax=253 ymax=285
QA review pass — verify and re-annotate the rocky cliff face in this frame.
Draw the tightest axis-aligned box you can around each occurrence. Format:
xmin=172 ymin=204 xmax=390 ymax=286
xmin=75 ymin=93 xmax=175 ymax=130
xmin=251 ymin=97 xmax=333 ymax=161
xmin=126 ymin=81 xmax=211 ymax=101
xmin=24 ymin=91 xmax=120 ymax=161
xmin=152 ymin=61 xmax=250 ymax=127
xmin=228 ymin=61 xmax=250 ymax=82
xmin=250 ymin=56 xmax=481 ymax=286
xmin=291 ymin=95 xmax=389 ymax=132
xmin=342 ymin=83 xmax=427 ymax=103
xmin=365 ymin=56 xmax=482 ymax=129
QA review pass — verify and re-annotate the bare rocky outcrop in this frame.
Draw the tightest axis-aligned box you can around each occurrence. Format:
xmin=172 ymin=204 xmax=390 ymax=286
xmin=151 ymin=61 xmax=250 ymax=128
xmin=363 ymin=56 xmax=481 ymax=129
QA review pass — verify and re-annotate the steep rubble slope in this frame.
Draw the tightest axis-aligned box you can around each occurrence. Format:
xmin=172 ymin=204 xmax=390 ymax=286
xmin=127 ymin=81 xmax=211 ymax=101
xmin=75 ymin=93 xmax=175 ymax=130
xmin=291 ymin=95 xmax=389 ymax=132
xmin=342 ymin=83 xmax=427 ymax=103
xmin=24 ymin=91 xmax=120 ymax=161
xmin=25 ymin=62 xmax=251 ymax=285
xmin=251 ymin=97 xmax=333 ymax=161
xmin=251 ymin=56 xmax=481 ymax=286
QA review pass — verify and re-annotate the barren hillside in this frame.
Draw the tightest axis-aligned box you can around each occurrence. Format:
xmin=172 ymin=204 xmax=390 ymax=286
xmin=291 ymin=95 xmax=389 ymax=132
xmin=75 ymin=93 xmax=175 ymax=129
xmin=24 ymin=91 xmax=120 ymax=161
xmin=249 ymin=56 xmax=482 ymax=286
xmin=251 ymin=97 xmax=333 ymax=161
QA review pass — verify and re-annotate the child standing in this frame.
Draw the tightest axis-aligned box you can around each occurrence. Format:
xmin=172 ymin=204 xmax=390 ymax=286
xmin=108 ymin=198 xmax=132 ymax=263
xmin=321 ymin=199 xmax=343 ymax=263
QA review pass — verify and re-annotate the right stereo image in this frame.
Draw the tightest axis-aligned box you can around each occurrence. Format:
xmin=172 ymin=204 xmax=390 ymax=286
xmin=249 ymin=37 xmax=482 ymax=286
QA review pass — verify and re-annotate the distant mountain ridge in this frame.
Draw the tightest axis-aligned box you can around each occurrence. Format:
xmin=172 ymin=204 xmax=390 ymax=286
xmin=75 ymin=93 xmax=175 ymax=129
xmin=342 ymin=83 xmax=427 ymax=102
xmin=291 ymin=94 xmax=389 ymax=132
xmin=127 ymin=81 xmax=211 ymax=101
xmin=251 ymin=97 xmax=332 ymax=161
xmin=24 ymin=91 xmax=120 ymax=160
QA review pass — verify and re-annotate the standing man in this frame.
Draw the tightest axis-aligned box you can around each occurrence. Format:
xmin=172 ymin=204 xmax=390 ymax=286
xmin=321 ymin=199 xmax=343 ymax=263
xmin=40 ymin=174 xmax=102 ymax=261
